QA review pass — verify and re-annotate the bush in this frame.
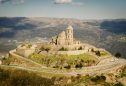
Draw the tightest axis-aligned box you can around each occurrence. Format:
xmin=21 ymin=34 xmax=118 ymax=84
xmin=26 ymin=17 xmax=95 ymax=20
xmin=114 ymin=82 xmax=124 ymax=86
xmin=115 ymin=52 xmax=121 ymax=58
xmin=64 ymin=65 xmax=71 ymax=69
xmin=21 ymin=43 xmax=32 ymax=48
xmin=75 ymin=63 xmax=83 ymax=69
xmin=40 ymin=45 xmax=51 ymax=52
xmin=2 ymin=57 xmax=13 ymax=65
xmin=78 ymin=46 xmax=83 ymax=50
xmin=27 ymin=44 xmax=32 ymax=48
xmin=91 ymin=75 xmax=106 ymax=83
xmin=95 ymin=51 xmax=101 ymax=56
xmin=91 ymin=48 xmax=95 ymax=52
xmin=59 ymin=47 xmax=68 ymax=51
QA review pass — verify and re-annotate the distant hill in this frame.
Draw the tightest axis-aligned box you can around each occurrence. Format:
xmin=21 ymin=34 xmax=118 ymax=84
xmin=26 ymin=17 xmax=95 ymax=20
xmin=0 ymin=17 xmax=126 ymax=57
xmin=100 ymin=19 xmax=126 ymax=34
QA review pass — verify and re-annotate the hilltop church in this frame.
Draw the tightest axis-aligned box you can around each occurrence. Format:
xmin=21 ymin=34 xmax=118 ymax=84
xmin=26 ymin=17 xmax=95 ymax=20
xmin=50 ymin=25 xmax=81 ymax=46
xmin=48 ymin=25 xmax=84 ymax=51
xmin=14 ymin=25 xmax=106 ymax=56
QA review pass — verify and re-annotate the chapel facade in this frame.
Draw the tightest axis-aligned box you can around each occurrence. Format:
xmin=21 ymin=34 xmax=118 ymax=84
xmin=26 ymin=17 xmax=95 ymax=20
xmin=50 ymin=25 xmax=81 ymax=46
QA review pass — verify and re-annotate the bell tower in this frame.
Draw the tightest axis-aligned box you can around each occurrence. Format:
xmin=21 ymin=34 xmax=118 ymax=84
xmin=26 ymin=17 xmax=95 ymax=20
xmin=66 ymin=25 xmax=73 ymax=45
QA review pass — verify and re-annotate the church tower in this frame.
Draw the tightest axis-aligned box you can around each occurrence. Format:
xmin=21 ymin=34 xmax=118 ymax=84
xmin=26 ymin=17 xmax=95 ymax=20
xmin=66 ymin=25 xmax=74 ymax=45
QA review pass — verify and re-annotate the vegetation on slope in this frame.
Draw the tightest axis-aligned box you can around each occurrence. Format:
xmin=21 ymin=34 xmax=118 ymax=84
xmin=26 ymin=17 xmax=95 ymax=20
xmin=0 ymin=66 xmax=54 ymax=86
xmin=0 ymin=65 xmax=125 ymax=86
xmin=28 ymin=53 xmax=98 ymax=69
xmin=65 ymin=65 xmax=126 ymax=86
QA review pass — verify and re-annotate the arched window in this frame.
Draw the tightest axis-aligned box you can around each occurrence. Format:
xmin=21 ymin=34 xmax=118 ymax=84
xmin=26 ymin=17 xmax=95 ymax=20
xmin=68 ymin=35 xmax=69 ymax=38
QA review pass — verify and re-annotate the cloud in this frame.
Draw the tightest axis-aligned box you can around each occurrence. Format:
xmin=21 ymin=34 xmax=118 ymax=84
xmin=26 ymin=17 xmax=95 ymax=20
xmin=71 ymin=2 xmax=83 ymax=6
xmin=54 ymin=0 xmax=72 ymax=4
xmin=0 ymin=0 xmax=10 ymax=4
xmin=54 ymin=0 xmax=83 ymax=6
xmin=0 ymin=0 xmax=25 ymax=4
xmin=12 ymin=0 xmax=25 ymax=4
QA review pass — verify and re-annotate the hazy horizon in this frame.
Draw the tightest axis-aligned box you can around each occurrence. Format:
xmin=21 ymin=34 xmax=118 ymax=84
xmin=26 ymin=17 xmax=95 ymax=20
xmin=0 ymin=16 xmax=126 ymax=20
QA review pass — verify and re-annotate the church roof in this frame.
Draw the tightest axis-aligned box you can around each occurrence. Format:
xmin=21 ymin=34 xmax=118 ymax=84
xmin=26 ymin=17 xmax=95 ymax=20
xmin=58 ymin=31 xmax=66 ymax=37
xmin=66 ymin=25 xmax=73 ymax=30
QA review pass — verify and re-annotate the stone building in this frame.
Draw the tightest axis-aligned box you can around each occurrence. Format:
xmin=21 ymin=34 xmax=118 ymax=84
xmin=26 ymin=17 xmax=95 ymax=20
xmin=16 ymin=44 xmax=37 ymax=57
xmin=50 ymin=25 xmax=81 ymax=46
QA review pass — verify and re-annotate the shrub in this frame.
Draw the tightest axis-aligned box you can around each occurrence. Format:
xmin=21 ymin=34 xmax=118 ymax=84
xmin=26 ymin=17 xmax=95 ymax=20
xmin=115 ymin=52 xmax=121 ymax=58
xmin=64 ymin=65 xmax=71 ymax=69
xmin=75 ymin=63 xmax=83 ymax=69
xmin=91 ymin=48 xmax=95 ymax=52
xmin=21 ymin=43 xmax=32 ymax=48
xmin=95 ymin=51 xmax=101 ymax=56
xmin=59 ymin=47 xmax=68 ymax=51
xmin=2 ymin=57 xmax=13 ymax=65
xmin=91 ymin=75 xmax=106 ymax=83
xmin=40 ymin=45 xmax=51 ymax=52
xmin=78 ymin=46 xmax=83 ymax=50
xmin=27 ymin=44 xmax=32 ymax=48
xmin=114 ymin=82 xmax=124 ymax=86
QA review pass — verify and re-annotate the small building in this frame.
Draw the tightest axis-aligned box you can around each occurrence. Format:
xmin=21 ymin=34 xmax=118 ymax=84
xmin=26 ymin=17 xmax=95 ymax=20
xmin=16 ymin=44 xmax=37 ymax=57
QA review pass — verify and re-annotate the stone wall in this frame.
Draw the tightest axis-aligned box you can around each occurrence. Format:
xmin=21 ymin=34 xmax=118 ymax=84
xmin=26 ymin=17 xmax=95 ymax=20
xmin=50 ymin=44 xmax=84 ymax=51
xmin=16 ymin=48 xmax=35 ymax=57
xmin=9 ymin=50 xmax=42 ymax=67
xmin=46 ymin=50 xmax=88 ymax=55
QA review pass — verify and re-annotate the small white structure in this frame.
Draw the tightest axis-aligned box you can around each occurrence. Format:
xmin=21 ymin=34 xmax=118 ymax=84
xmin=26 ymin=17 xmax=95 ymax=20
xmin=16 ymin=44 xmax=37 ymax=57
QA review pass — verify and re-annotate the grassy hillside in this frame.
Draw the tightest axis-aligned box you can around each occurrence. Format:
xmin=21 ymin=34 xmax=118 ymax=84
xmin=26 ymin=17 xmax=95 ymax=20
xmin=0 ymin=65 xmax=54 ymax=86
xmin=28 ymin=53 xmax=98 ymax=68
xmin=0 ymin=65 xmax=125 ymax=86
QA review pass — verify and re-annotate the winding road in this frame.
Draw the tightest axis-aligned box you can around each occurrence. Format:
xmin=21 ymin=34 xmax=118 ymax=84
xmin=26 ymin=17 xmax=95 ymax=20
xmin=2 ymin=49 xmax=125 ymax=77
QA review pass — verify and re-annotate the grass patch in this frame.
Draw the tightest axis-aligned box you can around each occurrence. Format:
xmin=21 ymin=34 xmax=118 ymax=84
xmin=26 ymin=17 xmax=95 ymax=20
xmin=28 ymin=53 xmax=98 ymax=68
xmin=100 ymin=51 xmax=109 ymax=56
xmin=29 ymin=53 xmax=46 ymax=64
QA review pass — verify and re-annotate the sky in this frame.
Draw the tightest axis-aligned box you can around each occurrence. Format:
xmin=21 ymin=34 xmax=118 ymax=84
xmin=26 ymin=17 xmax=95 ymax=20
xmin=0 ymin=0 xmax=126 ymax=19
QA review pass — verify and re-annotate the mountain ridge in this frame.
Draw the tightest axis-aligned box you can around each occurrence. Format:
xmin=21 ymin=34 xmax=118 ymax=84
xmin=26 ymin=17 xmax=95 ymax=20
xmin=0 ymin=17 xmax=126 ymax=57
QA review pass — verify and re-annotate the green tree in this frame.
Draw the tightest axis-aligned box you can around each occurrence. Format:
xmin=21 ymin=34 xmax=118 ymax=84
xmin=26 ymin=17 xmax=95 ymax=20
xmin=78 ymin=46 xmax=83 ymax=50
xmin=75 ymin=62 xmax=83 ymax=69
xmin=40 ymin=45 xmax=51 ymax=52
xmin=59 ymin=47 xmax=68 ymax=51
xmin=95 ymin=51 xmax=101 ymax=56
xmin=115 ymin=52 xmax=121 ymax=58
